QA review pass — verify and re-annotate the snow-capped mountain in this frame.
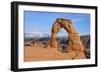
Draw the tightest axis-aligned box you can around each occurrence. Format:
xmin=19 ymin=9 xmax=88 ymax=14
xmin=25 ymin=30 xmax=50 ymax=38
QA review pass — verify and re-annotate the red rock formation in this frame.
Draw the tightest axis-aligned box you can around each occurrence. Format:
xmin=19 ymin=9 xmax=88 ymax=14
xmin=49 ymin=18 xmax=86 ymax=58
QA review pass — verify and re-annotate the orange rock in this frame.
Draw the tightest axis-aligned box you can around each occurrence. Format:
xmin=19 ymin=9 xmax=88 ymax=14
xmin=49 ymin=18 xmax=86 ymax=58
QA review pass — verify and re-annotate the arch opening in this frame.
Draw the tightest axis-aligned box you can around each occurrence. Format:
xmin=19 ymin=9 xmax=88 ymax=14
xmin=57 ymin=28 xmax=69 ymax=52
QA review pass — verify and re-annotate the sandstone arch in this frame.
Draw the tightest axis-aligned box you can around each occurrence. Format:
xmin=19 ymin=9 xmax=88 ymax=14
xmin=49 ymin=18 xmax=85 ymax=53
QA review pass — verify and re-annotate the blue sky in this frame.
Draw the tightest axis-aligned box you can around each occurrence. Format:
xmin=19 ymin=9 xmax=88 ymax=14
xmin=24 ymin=11 xmax=90 ymax=37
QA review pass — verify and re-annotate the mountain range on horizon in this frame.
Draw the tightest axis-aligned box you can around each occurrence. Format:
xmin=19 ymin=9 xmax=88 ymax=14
xmin=25 ymin=26 xmax=90 ymax=38
xmin=25 ymin=32 xmax=90 ymax=38
xmin=25 ymin=32 xmax=50 ymax=38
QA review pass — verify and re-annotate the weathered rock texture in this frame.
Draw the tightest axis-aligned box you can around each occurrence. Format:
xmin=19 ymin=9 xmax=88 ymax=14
xmin=49 ymin=18 xmax=86 ymax=58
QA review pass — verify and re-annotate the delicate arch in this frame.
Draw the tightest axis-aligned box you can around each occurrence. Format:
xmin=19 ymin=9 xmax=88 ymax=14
xmin=49 ymin=18 xmax=85 ymax=52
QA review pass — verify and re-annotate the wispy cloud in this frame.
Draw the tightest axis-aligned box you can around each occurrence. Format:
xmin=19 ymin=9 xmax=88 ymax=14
xmin=72 ymin=18 xmax=84 ymax=23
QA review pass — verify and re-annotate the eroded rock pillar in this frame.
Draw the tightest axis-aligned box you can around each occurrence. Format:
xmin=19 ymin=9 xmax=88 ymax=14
xmin=49 ymin=21 xmax=61 ymax=49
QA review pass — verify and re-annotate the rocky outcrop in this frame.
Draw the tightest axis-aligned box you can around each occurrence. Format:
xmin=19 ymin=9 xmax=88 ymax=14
xmin=49 ymin=18 xmax=86 ymax=58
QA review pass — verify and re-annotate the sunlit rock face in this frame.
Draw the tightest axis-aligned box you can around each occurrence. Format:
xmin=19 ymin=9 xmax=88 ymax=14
xmin=49 ymin=18 xmax=86 ymax=58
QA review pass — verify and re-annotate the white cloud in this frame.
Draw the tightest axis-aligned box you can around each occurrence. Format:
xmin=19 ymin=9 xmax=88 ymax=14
xmin=25 ymin=26 xmax=50 ymax=38
xmin=72 ymin=18 xmax=84 ymax=23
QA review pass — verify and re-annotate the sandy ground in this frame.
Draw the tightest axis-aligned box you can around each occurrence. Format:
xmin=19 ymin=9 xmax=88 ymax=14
xmin=24 ymin=42 xmax=86 ymax=62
